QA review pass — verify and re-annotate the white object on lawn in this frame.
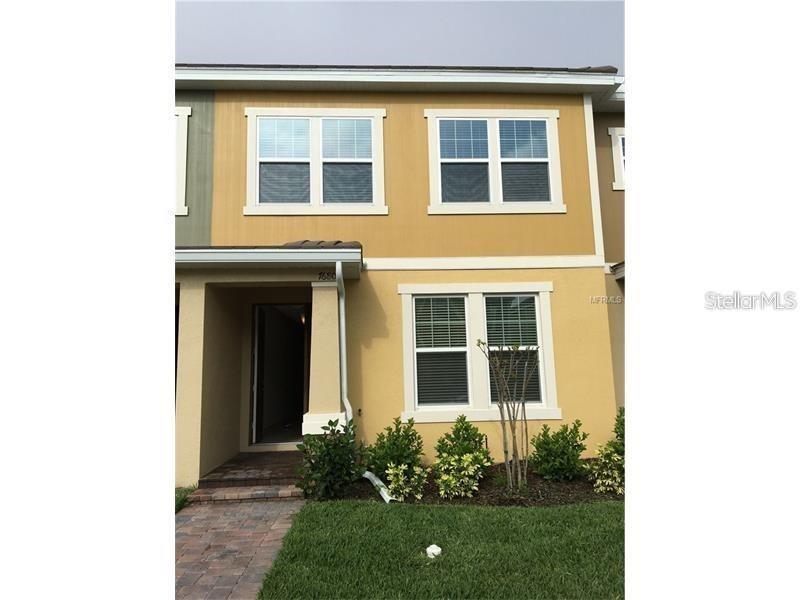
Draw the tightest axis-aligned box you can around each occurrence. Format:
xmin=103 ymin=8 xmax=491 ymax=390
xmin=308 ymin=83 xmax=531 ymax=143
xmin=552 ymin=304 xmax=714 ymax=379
xmin=426 ymin=544 xmax=442 ymax=558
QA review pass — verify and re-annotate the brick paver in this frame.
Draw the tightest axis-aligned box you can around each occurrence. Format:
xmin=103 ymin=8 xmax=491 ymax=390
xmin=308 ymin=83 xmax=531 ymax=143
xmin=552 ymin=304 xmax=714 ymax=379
xmin=176 ymin=499 xmax=304 ymax=599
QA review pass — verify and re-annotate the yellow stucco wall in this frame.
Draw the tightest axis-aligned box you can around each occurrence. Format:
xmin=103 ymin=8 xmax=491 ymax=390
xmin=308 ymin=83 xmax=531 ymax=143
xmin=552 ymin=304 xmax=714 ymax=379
xmin=604 ymin=274 xmax=625 ymax=407
xmin=593 ymin=112 xmax=625 ymax=264
xmin=210 ymin=91 xmax=597 ymax=257
xmin=346 ymin=267 xmax=618 ymax=462
xmin=175 ymin=265 xmax=619 ymax=482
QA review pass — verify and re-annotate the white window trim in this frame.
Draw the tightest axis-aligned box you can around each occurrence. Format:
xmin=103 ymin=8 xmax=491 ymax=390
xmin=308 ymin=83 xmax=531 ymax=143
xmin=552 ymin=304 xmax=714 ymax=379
xmin=608 ymin=126 xmax=625 ymax=191
xmin=399 ymin=282 xmax=561 ymax=423
xmin=243 ymin=107 xmax=388 ymax=215
xmin=424 ymin=108 xmax=565 ymax=215
xmin=175 ymin=106 xmax=192 ymax=216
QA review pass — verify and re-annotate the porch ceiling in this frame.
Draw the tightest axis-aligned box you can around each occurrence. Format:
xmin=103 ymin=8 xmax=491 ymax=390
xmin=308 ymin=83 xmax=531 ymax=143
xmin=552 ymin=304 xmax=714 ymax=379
xmin=175 ymin=242 xmax=362 ymax=279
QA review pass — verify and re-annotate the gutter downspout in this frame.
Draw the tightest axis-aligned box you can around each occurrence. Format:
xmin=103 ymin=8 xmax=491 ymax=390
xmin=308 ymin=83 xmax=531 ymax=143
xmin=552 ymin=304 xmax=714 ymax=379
xmin=335 ymin=261 xmax=393 ymax=503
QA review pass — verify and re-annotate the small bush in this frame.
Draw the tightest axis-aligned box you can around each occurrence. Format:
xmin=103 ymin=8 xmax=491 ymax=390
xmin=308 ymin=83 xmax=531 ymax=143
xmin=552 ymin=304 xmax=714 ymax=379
xmin=590 ymin=442 xmax=624 ymax=494
xmin=434 ymin=452 xmax=492 ymax=499
xmin=367 ymin=418 xmax=424 ymax=480
xmin=297 ymin=419 xmax=365 ymax=500
xmin=385 ymin=463 xmax=429 ymax=502
xmin=611 ymin=407 xmax=625 ymax=456
xmin=175 ymin=486 xmax=195 ymax=513
xmin=530 ymin=420 xmax=588 ymax=481
xmin=590 ymin=407 xmax=624 ymax=494
xmin=435 ymin=415 xmax=491 ymax=472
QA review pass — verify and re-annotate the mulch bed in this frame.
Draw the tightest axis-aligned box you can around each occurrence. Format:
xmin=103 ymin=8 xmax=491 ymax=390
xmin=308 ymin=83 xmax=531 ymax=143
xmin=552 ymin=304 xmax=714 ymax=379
xmin=344 ymin=462 xmax=623 ymax=507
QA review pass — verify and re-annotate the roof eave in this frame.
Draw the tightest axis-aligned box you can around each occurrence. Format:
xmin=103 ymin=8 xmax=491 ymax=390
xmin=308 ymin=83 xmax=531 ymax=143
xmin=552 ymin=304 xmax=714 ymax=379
xmin=175 ymin=65 xmax=620 ymax=96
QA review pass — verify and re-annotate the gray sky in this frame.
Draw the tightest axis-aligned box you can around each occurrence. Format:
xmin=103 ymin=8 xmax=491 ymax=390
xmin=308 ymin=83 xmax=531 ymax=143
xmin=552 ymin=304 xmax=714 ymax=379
xmin=176 ymin=1 xmax=624 ymax=73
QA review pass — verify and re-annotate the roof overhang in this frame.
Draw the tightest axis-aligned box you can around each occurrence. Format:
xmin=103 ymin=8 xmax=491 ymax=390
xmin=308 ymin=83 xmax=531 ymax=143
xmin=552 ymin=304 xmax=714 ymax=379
xmin=175 ymin=65 xmax=621 ymax=100
xmin=175 ymin=247 xmax=363 ymax=279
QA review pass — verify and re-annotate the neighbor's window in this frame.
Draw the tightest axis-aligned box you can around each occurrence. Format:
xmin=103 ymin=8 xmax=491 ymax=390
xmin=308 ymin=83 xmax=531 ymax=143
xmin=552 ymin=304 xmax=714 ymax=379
xmin=175 ymin=106 xmax=191 ymax=216
xmin=413 ymin=296 xmax=470 ymax=405
xmin=485 ymin=295 xmax=542 ymax=404
xmin=608 ymin=126 xmax=626 ymax=191
xmin=244 ymin=108 xmax=387 ymax=215
xmin=424 ymin=109 xmax=564 ymax=214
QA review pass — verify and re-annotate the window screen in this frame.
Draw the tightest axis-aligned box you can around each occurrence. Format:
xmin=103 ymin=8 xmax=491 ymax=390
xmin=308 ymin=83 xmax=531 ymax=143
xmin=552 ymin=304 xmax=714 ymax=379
xmin=485 ymin=295 xmax=541 ymax=404
xmin=414 ymin=297 xmax=469 ymax=405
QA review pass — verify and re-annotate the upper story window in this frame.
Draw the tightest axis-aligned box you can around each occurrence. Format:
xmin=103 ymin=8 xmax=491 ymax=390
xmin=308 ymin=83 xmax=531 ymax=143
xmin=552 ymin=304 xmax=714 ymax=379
xmin=244 ymin=108 xmax=387 ymax=215
xmin=608 ymin=126 xmax=626 ymax=191
xmin=424 ymin=109 xmax=565 ymax=215
xmin=175 ymin=106 xmax=191 ymax=216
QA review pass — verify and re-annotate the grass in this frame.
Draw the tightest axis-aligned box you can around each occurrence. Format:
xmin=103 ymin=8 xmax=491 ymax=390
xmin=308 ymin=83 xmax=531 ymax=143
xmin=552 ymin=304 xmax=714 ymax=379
xmin=175 ymin=486 xmax=195 ymax=513
xmin=259 ymin=500 xmax=623 ymax=599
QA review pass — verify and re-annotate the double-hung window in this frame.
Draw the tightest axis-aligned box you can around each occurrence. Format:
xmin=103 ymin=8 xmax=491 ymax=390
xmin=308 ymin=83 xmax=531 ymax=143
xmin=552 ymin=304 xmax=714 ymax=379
xmin=485 ymin=295 xmax=542 ymax=404
xmin=413 ymin=297 xmax=470 ymax=405
xmin=425 ymin=109 xmax=565 ymax=214
xmin=399 ymin=283 xmax=561 ymax=423
xmin=608 ymin=126 xmax=626 ymax=191
xmin=244 ymin=108 xmax=387 ymax=215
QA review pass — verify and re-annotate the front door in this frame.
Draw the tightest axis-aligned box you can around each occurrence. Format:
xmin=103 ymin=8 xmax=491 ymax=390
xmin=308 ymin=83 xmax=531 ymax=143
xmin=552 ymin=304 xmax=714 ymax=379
xmin=251 ymin=304 xmax=310 ymax=444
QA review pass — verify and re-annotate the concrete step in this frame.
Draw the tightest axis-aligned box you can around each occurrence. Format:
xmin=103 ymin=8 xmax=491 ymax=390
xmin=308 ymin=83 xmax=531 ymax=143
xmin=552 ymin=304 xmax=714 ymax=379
xmin=187 ymin=485 xmax=303 ymax=504
xmin=198 ymin=475 xmax=299 ymax=489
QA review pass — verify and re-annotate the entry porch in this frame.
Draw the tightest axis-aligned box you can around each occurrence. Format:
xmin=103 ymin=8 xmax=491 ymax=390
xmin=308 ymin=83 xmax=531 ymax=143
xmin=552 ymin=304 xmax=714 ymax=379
xmin=175 ymin=242 xmax=361 ymax=486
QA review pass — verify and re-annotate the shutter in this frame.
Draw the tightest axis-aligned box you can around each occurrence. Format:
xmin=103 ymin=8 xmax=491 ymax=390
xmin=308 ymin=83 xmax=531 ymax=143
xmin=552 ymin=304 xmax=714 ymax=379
xmin=414 ymin=297 xmax=466 ymax=348
xmin=485 ymin=295 xmax=537 ymax=347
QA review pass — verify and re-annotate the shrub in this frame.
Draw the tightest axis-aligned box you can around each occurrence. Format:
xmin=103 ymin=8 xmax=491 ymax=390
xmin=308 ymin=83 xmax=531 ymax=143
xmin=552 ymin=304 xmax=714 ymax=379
xmin=297 ymin=419 xmax=365 ymax=500
xmin=385 ymin=462 xmax=429 ymax=502
xmin=367 ymin=418 xmax=424 ymax=480
xmin=434 ymin=452 xmax=492 ymax=499
xmin=611 ymin=407 xmax=625 ymax=456
xmin=590 ymin=407 xmax=625 ymax=494
xmin=590 ymin=442 xmax=624 ymax=494
xmin=435 ymin=415 xmax=491 ymax=471
xmin=530 ymin=420 xmax=588 ymax=481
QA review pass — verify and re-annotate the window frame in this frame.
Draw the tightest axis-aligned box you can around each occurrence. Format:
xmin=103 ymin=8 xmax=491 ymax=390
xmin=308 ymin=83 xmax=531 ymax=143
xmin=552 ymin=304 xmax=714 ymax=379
xmin=412 ymin=295 xmax=472 ymax=408
xmin=424 ymin=109 xmax=566 ymax=215
xmin=175 ymin=106 xmax=192 ymax=216
xmin=608 ymin=126 xmax=626 ymax=191
xmin=399 ymin=282 xmax=561 ymax=423
xmin=244 ymin=107 xmax=388 ymax=215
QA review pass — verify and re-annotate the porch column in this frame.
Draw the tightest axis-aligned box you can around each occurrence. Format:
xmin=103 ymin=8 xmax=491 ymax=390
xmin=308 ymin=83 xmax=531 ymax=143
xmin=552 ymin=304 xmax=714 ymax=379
xmin=175 ymin=280 xmax=206 ymax=486
xmin=304 ymin=282 xmax=344 ymax=434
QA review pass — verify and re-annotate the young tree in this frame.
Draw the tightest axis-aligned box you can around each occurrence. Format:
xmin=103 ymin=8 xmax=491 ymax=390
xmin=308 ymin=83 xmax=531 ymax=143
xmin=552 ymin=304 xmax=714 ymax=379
xmin=476 ymin=340 xmax=539 ymax=493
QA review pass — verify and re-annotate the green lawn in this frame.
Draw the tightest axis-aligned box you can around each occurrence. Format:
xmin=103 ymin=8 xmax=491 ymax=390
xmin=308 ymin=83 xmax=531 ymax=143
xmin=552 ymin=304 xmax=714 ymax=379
xmin=175 ymin=487 xmax=195 ymax=513
xmin=259 ymin=500 xmax=623 ymax=600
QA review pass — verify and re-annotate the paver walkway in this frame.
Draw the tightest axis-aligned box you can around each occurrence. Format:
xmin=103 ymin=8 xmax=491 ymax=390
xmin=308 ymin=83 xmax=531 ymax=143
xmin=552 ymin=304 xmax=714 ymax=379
xmin=176 ymin=499 xmax=304 ymax=599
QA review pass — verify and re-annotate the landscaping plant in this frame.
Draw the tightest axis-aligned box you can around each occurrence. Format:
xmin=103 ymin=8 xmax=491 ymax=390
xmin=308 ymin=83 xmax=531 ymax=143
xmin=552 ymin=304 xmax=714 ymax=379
xmin=434 ymin=452 xmax=493 ymax=499
xmin=530 ymin=420 xmax=589 ymax=481
xmin=297 ymin=419 xmax=365 ymax=500
xmin=590 ymin=407 xmax=624 ymax=494
xmin=477 ymin=340 xmax=539 ymax=493
xmin=435 ymin=414 xmax=491 ymax=471
xmin=367 ymin=417 xmax=424 ymax=480
xmin=385 ymin=462 xmax=429 ymax=502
